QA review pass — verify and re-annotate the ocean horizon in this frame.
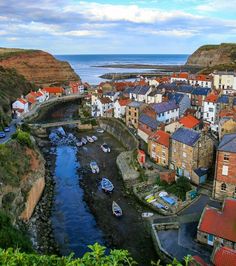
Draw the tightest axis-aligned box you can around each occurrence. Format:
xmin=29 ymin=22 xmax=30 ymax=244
xmin=55 ymin=54 xmax=189 ymax=85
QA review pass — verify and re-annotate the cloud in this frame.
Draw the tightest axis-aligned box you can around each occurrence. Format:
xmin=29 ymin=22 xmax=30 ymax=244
xmin=141 ymin=29 xmax=198 ymax=37
xmin=196 ymin=0 xmax=236 ymax=12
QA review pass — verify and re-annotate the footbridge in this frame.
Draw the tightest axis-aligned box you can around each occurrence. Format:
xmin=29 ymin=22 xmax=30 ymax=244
xmin=30 ymin=119 xmax=81 ymax=129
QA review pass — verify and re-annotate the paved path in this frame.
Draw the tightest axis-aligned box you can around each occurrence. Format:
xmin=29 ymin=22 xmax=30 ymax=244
xmin=0 ymin=119 xmax=19 ymax=144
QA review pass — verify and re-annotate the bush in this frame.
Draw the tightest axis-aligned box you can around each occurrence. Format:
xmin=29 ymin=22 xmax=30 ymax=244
xmin=13 ymin=130 xmax=32 ymax=148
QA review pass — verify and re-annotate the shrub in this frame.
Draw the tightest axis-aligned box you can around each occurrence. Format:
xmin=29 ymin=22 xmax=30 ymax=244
xmin=13 ymin=130 xmax=32 ymax=148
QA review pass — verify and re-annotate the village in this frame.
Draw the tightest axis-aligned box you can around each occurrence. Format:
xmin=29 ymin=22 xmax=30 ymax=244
xmin=10 ymin=70 xmax=236 ymax=265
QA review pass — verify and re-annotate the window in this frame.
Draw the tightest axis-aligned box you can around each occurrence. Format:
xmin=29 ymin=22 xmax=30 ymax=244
xmin=183 ymin=144 xmax=186 ymax=148
xmin=222 ymin=165 xmax=228 ymax=176
xmin=183 ymin=152 xmax=187 ymax=158
xmin=209 ymin=108 xmax=214 ymax=112
xmin=182 ymin=163 xmax=185 ymax=169
xmin=221 ymin=183 xmax=227 ymax=191
xmin=129 ymin=111 xmax=131 ymax=115
xmin=173 ymin=148 xmax=176 ymax=153
xmin=235 ymin=187 xmax=236 ymax=194
xmin=224 ymin=154 xmax=229 ymax=161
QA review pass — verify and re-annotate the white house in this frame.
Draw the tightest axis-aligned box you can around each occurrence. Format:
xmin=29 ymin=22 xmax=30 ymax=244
xmin=129 ymin=85 xmax=152 ymax=102
xmin=151 ymin=101 xmax=179 ymax=123
xmin=91 ymin=97 xmax=114 ymax=117
xmin=213 ymin=71 xmax=236 ymax=92
xmin=189 ymin=74 xmax=213 ymax=88
xmin=103 ymin=91 xmax=120 ymax=101
xmin=148 ymin=79 xmax=159 ymax=87
xmin=170 ymin=72 xmax=189 ymax=83
xmin=203 ymin=93 xmax=219 ymax=125
xmin=146 ymin=90 xmax=163 ymax=104
xmin=12 ymin=98 xmax=29 ymax=116
xmin=114 ymin=98 xmax=131 ymax=119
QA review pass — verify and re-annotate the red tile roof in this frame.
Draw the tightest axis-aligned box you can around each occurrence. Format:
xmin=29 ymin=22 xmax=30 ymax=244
xmin=17 ymin=98 xmax=27 ymax=104
xmin=118 ymin=98 xmax=131 ymax=106
xmin=212 ymin=246 xmax=236 ymax=266
xmin=205 ymin=93 xmax=218 ymax=103
xmin=149 ymin=130 xmax=170 ymax=148
xmin=171 ymin=72 xmax=189 ymax=79
xmin=198 ymin=198 xmax=236 ymax=242
xmin=43 ymin=87 xmax=64 ymax=94
xmin=27 ymin=97 xmax=36 ymax=104
xmin=219 ymin=108 xmax=236 ymax=119
xmin=192 ymin=256 xmax=208 ymax=266
xmin=179 ymin=114 xmax=200 ymax=129
xmin=100 ymin=97 xmax=112 ymax=104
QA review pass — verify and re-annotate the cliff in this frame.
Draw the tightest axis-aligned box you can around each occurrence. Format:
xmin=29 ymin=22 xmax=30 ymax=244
xmin=186 ymin=43 xmax=236 ymax=68
xmin=0 ymin=48 xmax=79 ymax=86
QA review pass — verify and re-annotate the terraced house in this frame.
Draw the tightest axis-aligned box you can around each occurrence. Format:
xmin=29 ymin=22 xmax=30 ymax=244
xmin=213 ymin=133 xmax=236 ymax=200
xmin=126 ymin=101 xmax=146 ymax=129
xmin=151 ymin=101 xmax=179 ymax=124
xmin=170 ymin=127 xmax=214 ymax=184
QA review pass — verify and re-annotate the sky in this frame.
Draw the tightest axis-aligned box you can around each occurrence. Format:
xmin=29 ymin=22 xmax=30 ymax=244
xmin=0 ymin=0 xmax=236 ymax=54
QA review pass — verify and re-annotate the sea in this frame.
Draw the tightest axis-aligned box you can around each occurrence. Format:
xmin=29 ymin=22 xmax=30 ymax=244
xmin=55 ymin=54 xmax=189 ymax=85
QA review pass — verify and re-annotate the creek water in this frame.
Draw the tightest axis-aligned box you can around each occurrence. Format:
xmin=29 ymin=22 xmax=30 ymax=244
xmin=51 ymin=145 xmax=105 ymax=257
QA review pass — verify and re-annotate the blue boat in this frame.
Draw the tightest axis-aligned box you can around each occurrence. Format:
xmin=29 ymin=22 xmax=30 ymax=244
xmin=101 ymin=177 xmax=114 ymax=193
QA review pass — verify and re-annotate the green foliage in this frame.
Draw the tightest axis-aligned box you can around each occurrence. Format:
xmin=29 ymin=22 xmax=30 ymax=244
xmin=0 ymin=141 xmax=31 ymax=186
xmin=12 ymin=130 xmax=32 ymax=148
xmin=20 ymin=123 xmax=31 ymax=133
xmin=0 ymin=211 xmax=33 ymax=253
xmin=156 ymin=176 xmax=191 ymax=201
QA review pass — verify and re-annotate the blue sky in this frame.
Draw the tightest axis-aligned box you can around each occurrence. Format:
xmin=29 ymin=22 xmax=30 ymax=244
xmin=0 ymin=0 xmax=236 ymax=54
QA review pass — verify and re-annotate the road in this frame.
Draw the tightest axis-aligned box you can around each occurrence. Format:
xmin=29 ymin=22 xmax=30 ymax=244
xmin=0 ymin=119 xmax=19 ymax=144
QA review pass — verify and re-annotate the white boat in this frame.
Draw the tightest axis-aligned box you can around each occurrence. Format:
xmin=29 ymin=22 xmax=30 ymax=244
xmin=81 ymin=137 xmax=87 ymax=145
xmin=91 ymin=135 xmax=98 ymax=141
xmin=90 ymin=161 xmax=99 ymax=173
xmin=142 ymin=212 xmax=154 ymax=218
xmin=101 ymin=177 xmax=114 ymax=193
xmin=101 ymin=143 xmax=111 ymax=153
xmin=76 ymin=140 xmax=83 ymax=147
xmin=97 ymin=128 xmax=104 ymax=133
xmin=87 ymin=136 xmax=94 ymax=143
xmin=112 ymin=201 xmax=122 ymax=217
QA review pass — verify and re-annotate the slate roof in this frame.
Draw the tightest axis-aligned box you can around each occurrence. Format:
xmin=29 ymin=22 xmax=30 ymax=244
xmin=217 ymin=95 xmax=229 ymax=104
xmin=139 ymin=114 xmax=160 ymax=130
xmin=192 ymin=87 xmax=211 ymax=96
xmin=128 ymin=101 xmax=143 ymax=108
xmin=218 ymin=133 xmax=236 ymax=153
xmin=167 ymin=92 xmax=184 ymax=104
xmin=176 ymin=85 xmax=194 ymax=94
xmin=171 ymin=127 xmax=200 ymax=146
xmin=131 ymin=85 xmax=150 ymax=95
xmin=233 ymin=98 xmax=236 ymax=105
xmin=148 ymin=89 xmax=163 ymax=97
xmin=151 ymin=101 xmax=178 ymax=113
xmin=194 ymin=167 xmax=208 ymax=177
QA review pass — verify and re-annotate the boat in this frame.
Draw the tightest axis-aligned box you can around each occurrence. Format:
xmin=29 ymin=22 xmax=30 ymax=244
xmin=76 ymin=139 xmax=83 ymax=147
xmin=112 ymin=201 xmax=122 ymax=217
xmin=90 ymin=161 xmax=99 ymax=173
xmin=86 ymin=136 xmax=94 ymax=143
xmin=81 ymin=137 xmax=87 ymax=145
xmin=142 ymin=212 xmax=153 ymax=218
xmin=91 ymin=135 xmax=98 ymax=141
xmin=101 ymin=143 xmax=111 ymax=153
xmin=101 ymin=177 xmax=114 ymax=193
xmin=96 ymin=128 xmax=104 ymax=133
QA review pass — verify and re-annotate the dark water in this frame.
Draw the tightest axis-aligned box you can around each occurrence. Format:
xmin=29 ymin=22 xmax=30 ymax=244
xmin=51 ymin=145 xmax=105 ymax=257
xmin=55 ymin=54 xmax=188 ymax=84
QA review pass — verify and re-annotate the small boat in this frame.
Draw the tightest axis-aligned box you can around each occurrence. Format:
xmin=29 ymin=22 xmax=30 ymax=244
xmin=91 ymin=135 xmax=98 ymax=141
xmin=101 ymin=177 xmax=114 ymax=193
xmin=142 ymin=212 xmax=154 ymax=218
xmin=86 ymin=136 xmax=94 ymax=143
xmin=96 ymin=128 xmax=104 ymax=133
xmin=90 ymin=161 xmax=99 ymax=173
xmin=81 ymin=137 xmax=87 ymax=145
xmin=112 ymin=201 xmax=122 ymax=217
xmin=101 ymin=143 xmax=111 ymax=153
xmin=76 ymin=140 xmax=83 ymax=147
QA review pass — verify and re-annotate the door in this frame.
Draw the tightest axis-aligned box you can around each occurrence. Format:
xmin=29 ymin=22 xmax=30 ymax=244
xmin=207 ymin=234 xmax=214 ymax=246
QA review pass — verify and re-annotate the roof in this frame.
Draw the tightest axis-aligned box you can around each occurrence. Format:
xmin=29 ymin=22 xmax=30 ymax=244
xmin=192 ymin=256 xmax=208 ymax=266
xmin=179 ymin=114 xmax=200 ymax=129
xmin=233 ymin=98 xmax=236 ymax=106
xmin=176 ymin=85 xmax=194 ymax=94
xmin=217 ymin=95 xmax=229 ymax=104
xmin=148 ymin=89 xmax=163 ymax=97
xmin=151 ymin=101 xmax=178 ymax=113
xmin=192 ymin=87 xmax=211 ymax=96
xmin=130 ymin=85 xmax=150 ymax=95
xmin=149 ymin=130 xmax=170 ymax=147
xmin=194 ymin=167 xmax=208 ymax=177
xmin=104 ymin=91 xmax=117 ymax=96
xmin=205 ymin=93 xmax=218 ymax=103
xmin=167 ymin=92 xmax=184 ymax=104
xmin=212 ymin=246 xmax=236 ymax=266
xmin=128 ymin=101 xmax=143 ymax=108
xmin=198 ymin=198 xmax=236 ymax=242
xmin=27 ymin=97 xmax=36 ymax=104
xmin=17 ymin=98 xmax=27 ymax=104
xmin=139 ymin=114 xmax=160 ymax=130
xmin=99 ymin=97 xmax=112 ymax=104
xmin=190 ymin=74 xmax=212 ymax=82
xmin=172 ymin=127 xmax=200 ymax=146
xmin=44 ymin=87 xmax=64 ymax=94
xmin=218 ymin=133 xmax=236 ymax=153
xmin=118 ymin=98 xmax=131 ymax=106
xmin=171 ymin=72 xmax=189 ymax=79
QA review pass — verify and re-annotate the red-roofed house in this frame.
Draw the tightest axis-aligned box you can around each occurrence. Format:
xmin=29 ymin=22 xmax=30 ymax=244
xmin=203 ymin=92 xmax=219 ymax=125
xmin=211 ymin=246 xmax=236 ymax=266
xmin=189 ymin=74 xmax=213 ymax=88
xmin=91 ymin=96 xmax=114 ymax=117
xmin=148 ymin=130 xmax=170 ymax=166
xmin=170 ymin=72 xmax=189 ymax=83
xmin=197 ymin=198 xmax=236 ymax=248
xmin=43 ymin=87 xmax=64 ymax=97
xmin=12 ymin=98 xmax=29 ymax=117
xmin=114 ymin=98 xmax=132 ymax=119
xmin=179 ymin=114 xmax=200 ymax=130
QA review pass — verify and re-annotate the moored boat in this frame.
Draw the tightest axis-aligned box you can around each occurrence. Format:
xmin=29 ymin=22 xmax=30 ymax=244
xmin=112 ymin=201 xmax=122 ymax=217
xmin=87 ymin=136 xmax=94 ymax=143
xmin=81 ymin=137 xmax=87 ymax=145
xmin=141 ymin=212 xmax=153 ymax=218
xmin=101 ymin=177 xmax=114 ymax=193
xmin=90 ymin=161 xmax=99 ymax=173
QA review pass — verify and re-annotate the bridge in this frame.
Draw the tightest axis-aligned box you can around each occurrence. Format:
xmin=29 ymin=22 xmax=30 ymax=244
xmin=30 ymin=119 xmax=81 ymax=129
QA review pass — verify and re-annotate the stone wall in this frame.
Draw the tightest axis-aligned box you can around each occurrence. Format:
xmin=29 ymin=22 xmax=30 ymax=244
xmin=98 ymin=117 xmax=139 ymax=150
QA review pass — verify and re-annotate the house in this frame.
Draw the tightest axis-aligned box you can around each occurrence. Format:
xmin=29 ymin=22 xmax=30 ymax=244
xmin=179 ymin=114 xmax=200 ymax=130
xmin=189 ymin=74 xmax=213 ymax=88
xmin=26 ymin=90 xmax=48 ymax=104
xmin=211 ymin=246 xmax=236 ymax=266
xmin=219 ymin=118 xmax=236 ymax=140
xmin=159 ymin=171 xmax=176 ymax=184
xmin=12 ymin=98 xmax=29 ymax=116
xmin=126 ymin=101 xmax=146 ymax=129
xmin=191 ymin=87 xmax=211 ymax=119
xmin=175 ymin=85 xmax=194 ymax=99
xmin=170 ymin=72 xmax=189 ymax=83
xmin=138 ymin=114 xmax=161 ymax=142
xmin=43 ymin=87 xmax=64 ymax=97
xmin=197 ymin=198 xmax=236 ymax=249
xmin=91 ymin=97 xmax=114 ymax=117
xmin=212 ymin=133 xmax=236 ymax=200
xmin=203 ymin=92 xmax=218 ymax=125
xmin=69 ymin=81 xmax=84 ymax=94
xmin=170 ymin=127 xmax=214 ymax=184
xmin=114 ymin=98 xmax=131 ymax=119
xmin=213 ymin=71 xmax=236 ymax=92
xmin=164 ymin=121 xmax=181 ymax=134
xmin=148 ymin=130 xmax=170 ymax=166
xmin=103 ymin=91 xmax=120 ymax=101
xmin=167 ymin=92 xmax=191 ymax=116
xmin=129 ymin=85 xmax=152 ymax=102
xmin=151 ymin=101 xmax=179 ymax=123
xmin=146 ymin=89 xmax=163 ymax=104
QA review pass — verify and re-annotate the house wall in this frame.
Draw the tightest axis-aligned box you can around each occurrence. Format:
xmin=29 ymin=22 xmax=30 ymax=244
xmin=179 ymin=95 xmax=191 ymax=116
xmin=189 ymin=80 xmax=212 ymax=88
xmin=126 ymin=106 xmax=140 ymax=128
xmin=213 ymin=74 xmax=235 ymax=90
xmin=156 ymin=108 xmax=179 ymax=123
xmin=203 ymin=101 xmax=217 ymax=124
xmin=148 ymin=140 xmax=169 ymax=166
xmin=219 ymin=119 xmax=236 ymax=140
xmin=114 ymin=102 xmax=126 ymax=118
xmin=164 ymin=121 xmax=181 ymax=134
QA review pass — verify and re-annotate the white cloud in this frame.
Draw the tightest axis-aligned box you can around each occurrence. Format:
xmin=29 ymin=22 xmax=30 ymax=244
xmin=196 ymin=0 xmax=236 ymax=12
xmin=143 ymin=29 xmax=198 ymax=37
xmin=60 ymin=30 xmax=104 ymax=37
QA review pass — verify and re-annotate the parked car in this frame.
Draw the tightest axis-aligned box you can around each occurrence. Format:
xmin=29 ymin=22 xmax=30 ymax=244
xmin=101 ymin=143 xmax=111 ymax=153
xmin=4 ymin=127 xmax=10 ymax=132
xmin=0 ymin=131 xmax=6 ymax=138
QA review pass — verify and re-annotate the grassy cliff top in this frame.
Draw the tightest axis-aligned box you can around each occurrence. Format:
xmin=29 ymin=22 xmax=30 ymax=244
xmin=0 ymin=48 xmax=40 ymax=61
